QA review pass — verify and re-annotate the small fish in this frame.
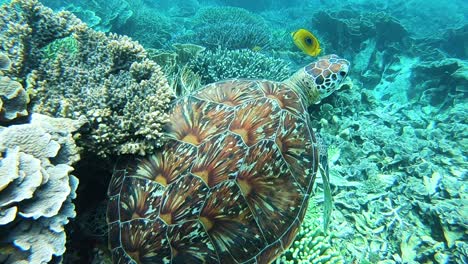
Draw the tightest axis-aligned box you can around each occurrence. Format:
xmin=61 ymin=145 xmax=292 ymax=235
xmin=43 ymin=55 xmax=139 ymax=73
xmin=291 ymin=28 xmax=321 ymax=57
xmin=251 ymin=46 xmax=262 ymax=52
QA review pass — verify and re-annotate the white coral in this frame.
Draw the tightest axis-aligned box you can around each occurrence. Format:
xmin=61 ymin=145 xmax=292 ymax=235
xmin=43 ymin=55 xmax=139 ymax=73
xmin=0 ymin=113 xmax=83 ymax=263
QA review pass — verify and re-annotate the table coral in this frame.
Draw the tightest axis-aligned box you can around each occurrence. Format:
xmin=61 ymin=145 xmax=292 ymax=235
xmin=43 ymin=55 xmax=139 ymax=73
xmin=0 ymin=113 xmax=84 ymax=263
xmin=116 ymin=3 xmax=175 ymax=49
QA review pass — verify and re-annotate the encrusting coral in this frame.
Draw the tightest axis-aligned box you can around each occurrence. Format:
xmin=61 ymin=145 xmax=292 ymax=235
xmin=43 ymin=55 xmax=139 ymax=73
xmin=0 ymin=0 xmax=174 ymax=158
xmin=0 ymin=113 xmax=85 ymax=263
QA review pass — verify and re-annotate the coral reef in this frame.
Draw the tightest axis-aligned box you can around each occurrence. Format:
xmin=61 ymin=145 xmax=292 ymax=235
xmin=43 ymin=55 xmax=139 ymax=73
xmin=148 ymin=43 xmax=206 ymax=96
xmin=276 ymin=201 xmax=344 ymax=264
xmin=176 ymin=7 xmax=271 ymax=50
xmin=219 ymin=0 xmax=302 ymax=12
xmin=312 ymin=9 xmax=410 ymax=56
xmin=0 ymin=0 xmax=81 ymax=79
xmin=308 ymin=69 xmax=467 ymax=262
xmin=187 ymin=48 xmax=290 ymax=85
xmin=32 ymin=29 xmax=173 ymax=157
xmin=315 ymin=0 xmax=467 ymax=38
xmin=0 ymin=113 xmax=84 ymax=263
xmin=0 ymin=52 xmax=11 ymax=70
xmin=1 ymin=0 xmax=464 ymax=262
xmin=409 ymin=58 xmax=467 ymax=107
xmin=0 ymin=0 xmax=174 ymax=158
xmin=41 ymin=0 xmax=133 ymax=32
xmin=0 ymin=75 xmax=29 ymax=121
xmin=114 ymin=2 xmax=175 ymax=49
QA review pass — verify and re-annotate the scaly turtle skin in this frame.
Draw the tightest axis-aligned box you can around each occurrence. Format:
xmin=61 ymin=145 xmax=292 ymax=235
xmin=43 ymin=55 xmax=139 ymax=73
xmin=107 ymin=54 xmax=350 ymax=264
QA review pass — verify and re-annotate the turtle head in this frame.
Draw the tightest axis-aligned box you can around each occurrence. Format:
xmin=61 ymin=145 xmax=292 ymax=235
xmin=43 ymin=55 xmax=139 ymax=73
xmin=287 ymin=54 xmax=350 ymax=105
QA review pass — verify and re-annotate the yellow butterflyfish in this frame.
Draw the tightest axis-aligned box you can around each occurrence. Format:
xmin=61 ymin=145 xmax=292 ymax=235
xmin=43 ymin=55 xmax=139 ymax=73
xmin=291 ymin=28 xmax=321 ymax=57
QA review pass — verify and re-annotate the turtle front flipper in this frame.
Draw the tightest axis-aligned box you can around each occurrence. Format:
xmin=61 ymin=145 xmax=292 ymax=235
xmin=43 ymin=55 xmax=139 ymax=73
xmin=317 ymin=134 xmax=333 ymax=233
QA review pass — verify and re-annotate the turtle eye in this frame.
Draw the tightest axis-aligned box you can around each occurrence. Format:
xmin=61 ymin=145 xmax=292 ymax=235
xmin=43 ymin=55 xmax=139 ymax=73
xmin=339 ymin=71 xmax=347 ymax=77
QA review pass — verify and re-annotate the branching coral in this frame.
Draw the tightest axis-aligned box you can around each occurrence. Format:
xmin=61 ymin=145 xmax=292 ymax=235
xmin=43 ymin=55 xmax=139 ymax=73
xmin=276 ymin=200 xmax=344 ymax=264
xmin=176 ymin=7 xmax=271 ymax=50
xmin=0 ymin=0 xmax=174 ymax=158
xmin=32 ymin=32 xmax=173 ymax=156
xmin=0 ymin=113 xmax=84 ymax=263
xmin=115 ymin=3 xmax=175 ymax=49
xmin=188 ymin=48 xmax=290 ymax=85
xmin=0 ymin=0 xmax=81 ymax=79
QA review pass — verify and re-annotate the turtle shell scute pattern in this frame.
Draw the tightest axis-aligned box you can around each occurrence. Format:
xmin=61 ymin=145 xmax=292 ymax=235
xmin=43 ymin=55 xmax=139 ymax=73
xmin=108 ymin=79 xmax=319 ymax=263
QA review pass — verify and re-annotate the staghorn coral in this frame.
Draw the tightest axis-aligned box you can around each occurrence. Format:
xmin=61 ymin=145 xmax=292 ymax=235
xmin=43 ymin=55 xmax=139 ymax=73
xmin=0 ymin=113 xmax=84 ymax=263
xmin=188 ymin=48 xmax=290 ymax=85
xmin=0 ymin=0 xmax=174 ymax=158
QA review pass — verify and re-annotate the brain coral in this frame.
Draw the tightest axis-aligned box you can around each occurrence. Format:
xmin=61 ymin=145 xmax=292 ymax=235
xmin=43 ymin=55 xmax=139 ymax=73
xmin=0 ymin=0 xmax=174 ymax=158
xmin=0 ymin=113 xmax=85 ymax=263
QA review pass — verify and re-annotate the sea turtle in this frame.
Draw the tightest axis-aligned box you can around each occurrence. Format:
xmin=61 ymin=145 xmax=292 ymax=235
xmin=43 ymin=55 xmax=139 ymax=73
xmin=106 ymin=54 xmax=350 ymax=264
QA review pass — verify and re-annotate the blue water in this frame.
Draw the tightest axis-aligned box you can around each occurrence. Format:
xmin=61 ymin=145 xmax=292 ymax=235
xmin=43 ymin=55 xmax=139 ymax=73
xmin=1 ymin=0 xmax=466 ymax=263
